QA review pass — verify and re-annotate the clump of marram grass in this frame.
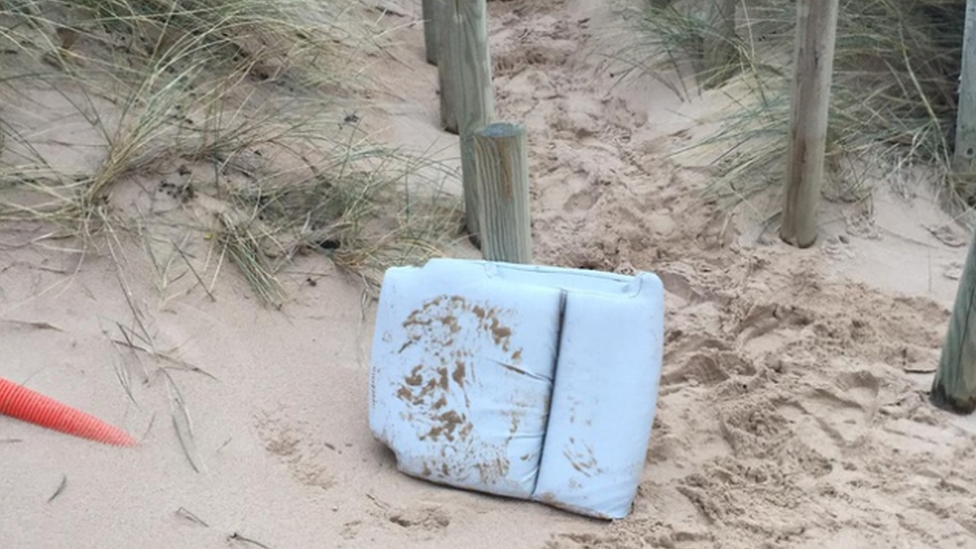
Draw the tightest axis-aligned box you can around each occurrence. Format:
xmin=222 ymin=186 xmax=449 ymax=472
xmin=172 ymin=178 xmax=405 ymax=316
xmin=0 ymin=0 xmax=462 ymax=305
xmin=5 ymin=0 xmax=349 ymax=83
xmin=0 ymin=0 xmax=346 ymax=213
xmin=213 ymin=142 xmax=464 ymax=304
xmin=612 ymin=0 xmax=965 ymax=207
xmin=604 ymin=0 xmax=760 ymax=98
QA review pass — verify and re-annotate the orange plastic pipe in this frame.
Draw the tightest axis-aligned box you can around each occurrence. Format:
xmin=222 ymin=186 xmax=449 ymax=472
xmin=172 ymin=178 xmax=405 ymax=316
xmin=0 ymin=377 xmax=137 ymax=447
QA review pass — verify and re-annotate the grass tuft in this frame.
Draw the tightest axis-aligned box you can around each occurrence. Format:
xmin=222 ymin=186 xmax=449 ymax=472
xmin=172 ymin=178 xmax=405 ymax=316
xmin=0 ymin=0 xmax=461 ymax=305
xmin=614 ymin=0 xmax=966 ymax=208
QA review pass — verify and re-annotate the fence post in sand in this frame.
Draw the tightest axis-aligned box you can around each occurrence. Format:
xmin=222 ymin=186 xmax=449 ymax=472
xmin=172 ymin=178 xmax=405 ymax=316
xmin=702 ymin=0 xmax=739 ymax=89
xmin=474 ymin=122 xmax=532 ymax=264
xmin=953 ymin=0 xmax=976 ymax=190
xmin=436 ymin=0 xmax=458 ymax=134
xmin=779 ymin=0 xmax=839 ymax=248
xmin=446 ymin=0 xmax=495 ymax=244
xmin=932 ymin=235 xmax=976 ymax=414
xmin=422 ymin=0 xmax=438 ymax=65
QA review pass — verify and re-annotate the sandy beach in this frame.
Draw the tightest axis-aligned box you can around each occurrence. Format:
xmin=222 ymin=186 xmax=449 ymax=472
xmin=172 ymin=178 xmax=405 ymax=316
xmin=4 ymin=1 xmax=976 ymax=548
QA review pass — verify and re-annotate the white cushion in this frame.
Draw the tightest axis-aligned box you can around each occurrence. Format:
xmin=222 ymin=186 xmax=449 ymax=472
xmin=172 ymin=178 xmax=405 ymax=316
xmin=369 ymin=259 xmax=563 ymax=498
xmin=368 ymin=259 xmax=664 ymax=518
xmin=532 ymin=279 xmax=664 ymax=518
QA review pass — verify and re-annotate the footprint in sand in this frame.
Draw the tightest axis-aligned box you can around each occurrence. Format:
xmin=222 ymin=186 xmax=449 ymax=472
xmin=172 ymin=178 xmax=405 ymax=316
xmin=661 ymin=350 xmax=755 ymax=387
xmin=563 ymin=189 xmax=598 ymax=213
xmin=777 ymin=370 xmax=881 ymax=463
xmin=709 ymin=369 xmax=881 ymax=478
xmin=733 ymin=303 xmax=814 ymax=349
xmin=254 ymin=412 xmax=339 ymax=490
xmin=385 ymin=505 xmax=451 ymax=540
xmin=716 ymin=397 xmax=838 ymax=478
xmin=656 ymin=270 xmax=710 ymax=305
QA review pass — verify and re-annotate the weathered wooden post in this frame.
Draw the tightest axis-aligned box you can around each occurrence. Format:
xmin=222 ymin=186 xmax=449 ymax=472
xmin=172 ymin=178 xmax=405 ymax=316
xmin=779 ymin=0 xmax=839 ymax=248
xmin=702 ymin=0 xmax=739 ymax=89
xmin=953 ymin=0 xmax=976 ymax=190
xmin=436 ymin=0 xmax=458 ymax=134
xmin=932 ymin=234 xmax=976 ymax=413
xmin=422 ymin=0 xmax=438 ymax=65
xmin=474 ymin=122 xmax=532 ymax=264
xmin=445 ymin=0 xmax=495 ymax=242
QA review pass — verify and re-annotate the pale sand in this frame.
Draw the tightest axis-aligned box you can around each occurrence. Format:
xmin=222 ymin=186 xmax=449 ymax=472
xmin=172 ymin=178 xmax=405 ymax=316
xmin=4 ymin=0 xmax=976 ymax=548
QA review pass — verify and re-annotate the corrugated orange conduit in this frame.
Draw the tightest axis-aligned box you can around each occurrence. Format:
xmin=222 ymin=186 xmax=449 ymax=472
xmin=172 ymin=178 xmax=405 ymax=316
xmin=0 ymin=376 xmax=137 ymax=447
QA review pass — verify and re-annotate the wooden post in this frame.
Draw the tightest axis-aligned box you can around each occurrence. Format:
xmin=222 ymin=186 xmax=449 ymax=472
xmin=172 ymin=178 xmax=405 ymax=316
xmin=702 ymin=0 xmax=738 ymax=89
xmin=474 ymin=122 xmax=532 ymax=264
xmin=436 ymin=0 xmax=458 ymax=134
xmin=446 ymin=0 xmax=495 ymax=242
xmin=932 ymin=234 xmax=976 ymax=414
xmin=779 ymin=0 xmax=839 ymax=248
xmin=422 ymin=0 xmax=438 ymax=65
xmin=953 ymin=0 xmax=976 ymax=182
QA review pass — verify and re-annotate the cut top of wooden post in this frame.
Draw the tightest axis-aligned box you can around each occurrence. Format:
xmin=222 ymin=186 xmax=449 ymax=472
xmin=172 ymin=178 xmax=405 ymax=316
xmin=474 ymin=121 xmax=532 ymax=265
xmin=479 ymin=121 xmax=521 ymax=141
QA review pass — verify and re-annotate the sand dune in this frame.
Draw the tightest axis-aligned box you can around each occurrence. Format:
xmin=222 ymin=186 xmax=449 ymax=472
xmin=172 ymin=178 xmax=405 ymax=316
xmin=3 ymin=1 xmax=976 ymax=548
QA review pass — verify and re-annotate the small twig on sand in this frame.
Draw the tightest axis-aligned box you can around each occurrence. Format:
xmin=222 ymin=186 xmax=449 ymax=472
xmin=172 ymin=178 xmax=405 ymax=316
xmin=113 ymin=322 xmax=148 ymax=380
xmin=175 ymin=507 xmax=209 ymax=527
xmin=112 ymin=354 xmax=138 ymax=406
xmin=215 ymin=437 xmax=233 ymax=454
xmin=174 ymin=244 xmax=216 ymax=302
xmin=141 ymin=412 xmax=157 ymax=442
xmin=172 ymin=414 xmax=200 ymax=473
xmin=162 ymin=364 xmax=218 ymax=382
xmin=161 ymin=369 xmax=204 ymax=474
xmin=227 ymin=533 xmax=272 ymax=549
xmin=47 ymin=474 xmax=67 ymax=503
xmin=106 ymin=233 xmax=155 ymax=349
xmin=110 ymin=337 xmax=218 ymax=381
xmin=0 ymin=319 xmax=63 ymax=332
xmin=366 ymin=492 xmax=390 ymax=510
